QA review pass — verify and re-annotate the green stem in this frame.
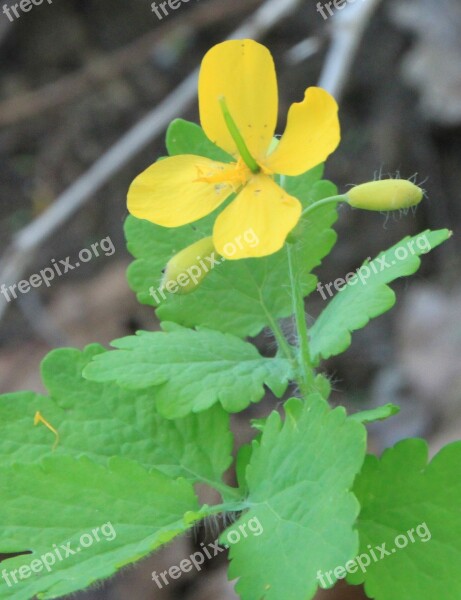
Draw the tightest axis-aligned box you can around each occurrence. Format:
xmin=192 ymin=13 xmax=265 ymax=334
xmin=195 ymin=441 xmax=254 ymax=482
xmin=287 ymin=243 xmax=315 ymax=398
xmin=183 ymin=467 xmax=244 ymax=504
xmin=302 ymin=194 xmax=348 ymax=217
xmin=219 ymin=97 xmax=260 ymax=174
xmin=205 ymin=500 xmax=252 ymax=515
xmin=209 ymin=480 xmax=245 ymax=503
xmin=263 ymin=307 xmax=293 ymax=360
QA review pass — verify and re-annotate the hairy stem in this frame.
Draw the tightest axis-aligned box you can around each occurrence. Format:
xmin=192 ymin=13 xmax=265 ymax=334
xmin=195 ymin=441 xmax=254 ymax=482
xmin=287 ymin=243 xmax=316 ymax=397
xmin=263 ymin=308 xmax=293 ymax=360
xmin=209 ymin=480 xmax=246 ymax=503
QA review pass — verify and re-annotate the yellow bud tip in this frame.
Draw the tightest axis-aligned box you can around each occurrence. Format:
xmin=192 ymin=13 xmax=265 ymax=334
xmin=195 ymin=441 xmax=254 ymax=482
xmin=346 ymin=179 xmax=424 ymax=211
xmin=161 ymin=237 xmax=219 ymax=295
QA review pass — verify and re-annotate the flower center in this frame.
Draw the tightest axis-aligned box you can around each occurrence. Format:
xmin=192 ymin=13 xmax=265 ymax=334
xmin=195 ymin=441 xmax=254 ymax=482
xmin=194 ymin=158 xmax=251 ymax=192
xmin=219 ymin=97 xmax=260 ymax=174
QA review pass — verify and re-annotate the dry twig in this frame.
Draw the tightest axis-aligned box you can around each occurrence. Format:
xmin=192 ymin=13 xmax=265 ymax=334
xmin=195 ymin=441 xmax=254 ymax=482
xmin=318 ymin=0 xmax=384 ymax=99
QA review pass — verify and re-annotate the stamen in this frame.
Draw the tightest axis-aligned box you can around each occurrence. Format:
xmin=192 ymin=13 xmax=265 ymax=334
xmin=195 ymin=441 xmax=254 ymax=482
xmin=194 ymin=159 xmax=250 ymax=192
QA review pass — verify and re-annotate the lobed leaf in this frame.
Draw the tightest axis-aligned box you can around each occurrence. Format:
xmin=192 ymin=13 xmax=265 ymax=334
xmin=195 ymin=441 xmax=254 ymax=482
xmin=222 ymin=398 xmax=367 ymax=600
xmin=0 ymin=345 xmax=233 ymax=485
xmin=349 ymin=439 xmax=461 ymax=600
xmin=83 ymin=323 xmax=293 ymax=418
xmin=310 ymin=229 xmax=451 ymax=362
xmin=0 ymin=456 xmax=205 ymax=600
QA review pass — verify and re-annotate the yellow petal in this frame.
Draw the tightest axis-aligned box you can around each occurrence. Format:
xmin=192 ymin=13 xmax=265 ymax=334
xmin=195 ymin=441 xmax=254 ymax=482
xmin=128 ymin=155 xmax=234 ymax=227
xmin=265 ymin=87 xmax=340 ymax=176
xmin=213 ymin=174 xmax=301 ymax=259
xmin=199 ymin=40 xmax=278 ymax=160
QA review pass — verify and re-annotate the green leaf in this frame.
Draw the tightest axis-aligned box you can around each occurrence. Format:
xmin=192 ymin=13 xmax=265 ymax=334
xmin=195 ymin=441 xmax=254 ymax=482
xmin=349 ymin=403 xmax=400 ymax=424
xmin=0 ymin=455 xmax=205 ymax=600
xmin=235 ymin=443 xmax=253 ymax=496
xmin=349 ymin=439 xmax=461 ymax=600
xmin=166 ymin=118 xmax=234 ymax=162
xmin=125 ymin=121 xmax=339 ymax=339
xmin=310 ymin=229 xmax=451 ymax=362
xmin=0 ymin=345 xmax=232 ymax=485
xmin=222 ymin=398 xmax=367 ymax=600
xmin=83 ymin=324 xmax=292 ymax=418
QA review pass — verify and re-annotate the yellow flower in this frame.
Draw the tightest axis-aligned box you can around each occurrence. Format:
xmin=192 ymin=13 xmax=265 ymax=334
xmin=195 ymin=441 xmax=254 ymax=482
xmin=128 ymin=39 xmax=340 ymax=259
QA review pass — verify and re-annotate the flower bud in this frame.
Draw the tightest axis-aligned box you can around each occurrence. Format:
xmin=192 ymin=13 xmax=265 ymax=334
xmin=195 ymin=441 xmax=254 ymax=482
xmin=346 ymin=180 xmax=423 ymax=211
xmin=161 ymin=237 xmax=219 ymax=295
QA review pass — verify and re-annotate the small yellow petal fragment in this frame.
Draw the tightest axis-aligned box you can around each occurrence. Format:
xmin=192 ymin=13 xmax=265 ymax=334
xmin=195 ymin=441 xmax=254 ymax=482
xmin=347 ymin=179 xmax=424 ymax=211
xmin=34 ymin=411 xmax=59 ymax=450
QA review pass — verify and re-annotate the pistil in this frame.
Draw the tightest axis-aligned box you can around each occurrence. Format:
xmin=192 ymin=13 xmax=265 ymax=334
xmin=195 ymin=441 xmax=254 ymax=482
xmin=219 ymin=97 xmax=260 ymax=174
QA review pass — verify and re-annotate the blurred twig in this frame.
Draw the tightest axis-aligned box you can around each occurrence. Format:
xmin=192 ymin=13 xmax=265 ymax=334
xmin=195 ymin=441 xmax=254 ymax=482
xmin=286 ymin=36 xmax=324 ymax=64
xmin=319 ymin=0 xmax=384 ymax=99
xmin=0 ymin=0 xmax=302 ymax=322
